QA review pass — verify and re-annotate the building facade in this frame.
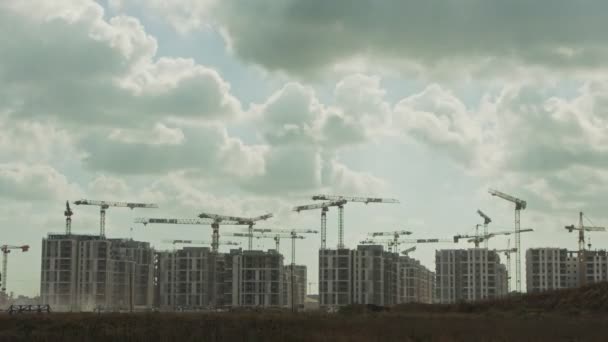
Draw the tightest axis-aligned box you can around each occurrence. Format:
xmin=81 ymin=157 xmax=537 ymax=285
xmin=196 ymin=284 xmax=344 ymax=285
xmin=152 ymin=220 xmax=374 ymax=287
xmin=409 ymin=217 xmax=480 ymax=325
xmin=40 ymin=234 xmax=86 ymax=311
xmin=319 ymin=249 xmax=354 ymax=307
xmin=319 ymin=245 xmax=435 ymax=308
xmin=283 ymin=265 xmax=307 ymax=308
xmin=156 ymin=246 xmax=215 ymax=310
xmin=40 ymin=234 xmax=155 ymax=312
xmin=224 ymin=249 xmax=284 ymax=307
xmin=435 ymin=249 xmax=508 ymax=304
xmin=397 ymin=255 xmax=435 ymax=304
xmin=352 ymin=245 xmax=398 ymax=306
xmin=526 ymin=248 xmax=608 ymax=292
xmin=525 ymin=248 xmax=575 ymax=293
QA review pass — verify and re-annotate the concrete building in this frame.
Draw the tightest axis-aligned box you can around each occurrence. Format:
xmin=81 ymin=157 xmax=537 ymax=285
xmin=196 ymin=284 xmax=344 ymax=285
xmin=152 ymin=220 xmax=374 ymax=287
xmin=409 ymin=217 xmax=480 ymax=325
xmin=435 ymin=249 xmax=508 ymax=303
xmin=319 ymin=249 xmax=353 ymax=307
xmin=40 ymin=234 xmax=87 ymax=311
xmin=283 ymin=265 xmax=307 ymax=308
xmin=352 ymin=245 xmax=398 ymax=306
xmin=40 ymin=234 xmax=154 ymax=312
xmin=157 ymin=246 xmax=215 ymax=310
xmin=580 ymin=250 xmax=608 ymax=285
xmin=526 ymin=248 xmax=576 ymax=293
xmin=319 ymin=245 xmax=434 ymax=308
xmin=223 ymin=249 xmax=284 ymax=307
xmin=397 ymin=255 xmax=435 ymax=304
xmin=526 ymin=248 xmax=608 ymax=292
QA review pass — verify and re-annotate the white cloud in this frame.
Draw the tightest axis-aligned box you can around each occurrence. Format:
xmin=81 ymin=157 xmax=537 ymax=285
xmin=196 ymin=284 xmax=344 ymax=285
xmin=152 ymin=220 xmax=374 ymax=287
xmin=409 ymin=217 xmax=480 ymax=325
xmin=128 ymin=0 xmax=608 ymax=78
xmin=87 ymin=175 xmax=130 ymax=198
xmin=0 ymin=163 xmax=82 ymax=201
xmin=393 ymin=84 xmax=482 ymax=164
xmin=324 ymin=160 xmax=388 ymax=195
xmin=0 ymin=1 xmax=242 ymax=127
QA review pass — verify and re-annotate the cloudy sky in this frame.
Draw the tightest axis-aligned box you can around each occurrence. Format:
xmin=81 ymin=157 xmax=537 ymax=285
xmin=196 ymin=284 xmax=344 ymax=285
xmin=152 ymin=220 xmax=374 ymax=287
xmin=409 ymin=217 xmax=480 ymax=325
xmin=2 ymin=0 xmax=608 ymax=296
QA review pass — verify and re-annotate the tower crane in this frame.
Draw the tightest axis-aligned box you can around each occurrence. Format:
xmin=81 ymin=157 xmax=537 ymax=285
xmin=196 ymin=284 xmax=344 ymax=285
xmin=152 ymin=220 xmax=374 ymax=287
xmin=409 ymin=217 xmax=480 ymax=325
xmin=198 ymin=212 xmax=273 ymax=252
xmin=162 ymin=239 xmax=240 ymax=247
xmin=1 ymin=245 xmax=29 ymax=295
xmin=360 ymin=238 xmax=453 ymax=252
xmin=74 ymin=199 xmax=158 ymax=238
xmin=293 ymin=200 xmax=347 ymax=250
xmin=401 ymin=246 xmax=416 ymax=256
xmin=477 ymin=210 xmax=492 ymax=248
xmin=488 ymin=189 xmax=527 ymax=292
xmin=224 ymin=232 xmax=304 ymax=251
xmin=249 ymin=228 xmax=318 ymax=252
xmin=454 ymin=229 xmax=533 ymax=247
xmin=369 ymin=230 xmax=413 ymax=253
xmin=565 ymin=212 xmax=606 ymax=286
xmin=64 ymin=201 xmax=73 ymax=235
xmin=134 ymin=217 xmax=250 ymax=253
xmin=494 ymin=239 xmax=517 ymax=293
xmin=310 ymin=195 xmax=400 ymax=249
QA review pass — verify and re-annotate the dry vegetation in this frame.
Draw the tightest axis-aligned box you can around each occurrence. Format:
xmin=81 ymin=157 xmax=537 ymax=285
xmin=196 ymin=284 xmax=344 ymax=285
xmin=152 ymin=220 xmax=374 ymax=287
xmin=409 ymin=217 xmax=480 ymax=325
xmin=2 ymin=283 xmax=608 ymax=342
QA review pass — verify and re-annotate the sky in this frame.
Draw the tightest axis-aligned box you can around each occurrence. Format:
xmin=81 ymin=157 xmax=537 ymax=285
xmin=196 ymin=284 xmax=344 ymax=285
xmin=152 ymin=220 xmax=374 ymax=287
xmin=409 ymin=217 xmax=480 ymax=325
xmin=2 ymin=0 xmax=608 ymax=296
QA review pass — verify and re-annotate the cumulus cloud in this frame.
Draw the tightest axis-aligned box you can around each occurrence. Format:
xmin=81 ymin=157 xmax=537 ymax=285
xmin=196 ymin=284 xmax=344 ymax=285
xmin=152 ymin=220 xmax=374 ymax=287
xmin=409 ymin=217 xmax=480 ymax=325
xmin=0 ymin=163 xmax=82 ymax=201
xmin=87 ymin=175 xmax=131 ymax=198
xmin=0 ymin=1 xmax=242 ymax=127
xmin=81 ymin=123 xmax=267 ymax=179
xmin=393 ymin=84 xmax=482 ymax=164
xmin=324 ymin=160 xmax=388 ymax=195
xmin=127 ymin=0 xmax=608 ymax=78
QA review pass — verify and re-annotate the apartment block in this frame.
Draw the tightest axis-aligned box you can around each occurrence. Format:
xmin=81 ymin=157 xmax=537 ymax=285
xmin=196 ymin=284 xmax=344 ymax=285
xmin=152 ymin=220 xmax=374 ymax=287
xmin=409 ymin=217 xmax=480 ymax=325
xmin=224 ymin=249 xmax=284 ymax=307
xmin=319 ymin=249 xmax=354 ymax=307
xmin=319 ymin=245 xmax=434 ymax=308
xmin=156 ymin=246 xmax=215 ymax=310
xmin=526 ymin=248 xmax=576 ymax=293
xmin=283 ymin=265 xmax=307 ymax=308
xmin=40 ymin=234 xmax=155 ymax=312
xmin=436 ymin=249 xmax=508 ymax=303
xmin=40 ymin=234 xmax=91 ymax=311
xmin=352 ymin=245 xmax=398 ymax=306
xmin=397 ymin=255 xmax=435 ymax=304
xmin=580 ymin=250 xmax=608 ymax=285
xmin=526 ymin=248 xmax=608 ymax=292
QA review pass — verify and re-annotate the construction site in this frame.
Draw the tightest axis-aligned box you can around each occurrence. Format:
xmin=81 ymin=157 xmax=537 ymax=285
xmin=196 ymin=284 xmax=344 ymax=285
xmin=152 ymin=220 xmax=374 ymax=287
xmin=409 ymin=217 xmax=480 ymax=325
xmin=2 ymin=191 xmax=608 ymax=313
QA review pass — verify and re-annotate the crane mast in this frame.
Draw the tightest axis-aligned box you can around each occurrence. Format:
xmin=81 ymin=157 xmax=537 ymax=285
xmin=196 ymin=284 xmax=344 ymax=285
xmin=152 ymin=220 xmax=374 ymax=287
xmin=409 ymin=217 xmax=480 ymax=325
xmin=477 ymin=210 xmax=492 ymax=248
xmin=495 ymin=239 xmax=517 ymax=293
xmin=293 ymin=200 xmax=346 ymax=250
xmin=311 ymin=195 xmax=399 ymax=249
xmin=64 ymin=201 xmax=73 ymax=235
xmin=489 ymin=189 xmax=527 ymax=292
xmin=74 ymin=199 xmax=158 ymax=238
xmin=198 ymin=212 xmax=273 ymax=253
xmin=565 ymin=212 xmax=606 ymax=287
xmin=1 ymin=245 xmax=29 ymax=295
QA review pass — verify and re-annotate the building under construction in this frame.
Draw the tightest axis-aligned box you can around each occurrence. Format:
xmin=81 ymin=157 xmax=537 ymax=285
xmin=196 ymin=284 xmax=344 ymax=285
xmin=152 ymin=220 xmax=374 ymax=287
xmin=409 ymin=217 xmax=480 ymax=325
xmin=319 ymin=245 xmax=435 ymax=308
xmin=40 ymin=234 xmax=155 ymax=312
xmin=223 ymin=249 xmax=284 ymax=307
xmin=526 ymin=248 xmax=608 ymax=292
xmin=435 ymin=248 xmax=508 ymax=304
xmin=398 ymin=255 xmax=435 ymax=304
xmin=156 ymin=246 xmax=216 ymax=310
xmin=283 ymin=265 xmax=307 ymax=309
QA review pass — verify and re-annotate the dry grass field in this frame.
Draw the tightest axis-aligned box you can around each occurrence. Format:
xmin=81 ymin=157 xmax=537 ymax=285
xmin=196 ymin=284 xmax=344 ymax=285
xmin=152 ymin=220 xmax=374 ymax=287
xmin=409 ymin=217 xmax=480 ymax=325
xmin=3 ymin=283 xmax=608 ymax=342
